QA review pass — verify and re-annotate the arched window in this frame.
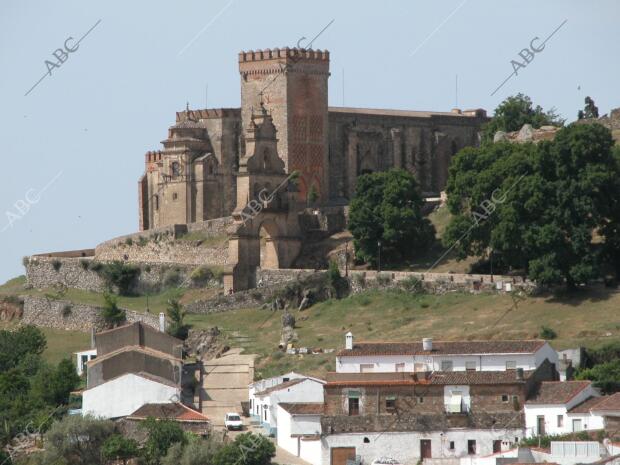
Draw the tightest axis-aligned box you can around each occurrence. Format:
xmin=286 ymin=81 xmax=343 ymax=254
xmin=207 ymin=162 xmax=214 ymax=175
xmin=171 ymin=161 xmax=181 ymax=177
xmin=262 ymin=149 xmax=270 ymax=171
xmin=154 ymin=194 xmax=159 ymax=211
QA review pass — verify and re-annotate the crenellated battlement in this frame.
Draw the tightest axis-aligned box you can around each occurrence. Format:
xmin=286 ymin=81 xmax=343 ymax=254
xmin=238 ymin=47 xmax=329 ymax=63
xmin=145 ymin=151 xmax=163 ymax=163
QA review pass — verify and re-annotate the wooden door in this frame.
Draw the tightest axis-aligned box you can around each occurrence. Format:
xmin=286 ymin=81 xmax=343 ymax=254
xmin=537 ymin=415 xmax=545 ymax=436
xmin=420 ymin=439 xmax=432 ymax=459
xmin=331 ymin=447 xmax=356 ymax=465
xmin=493 ymin=440 xmax=502 ymax=453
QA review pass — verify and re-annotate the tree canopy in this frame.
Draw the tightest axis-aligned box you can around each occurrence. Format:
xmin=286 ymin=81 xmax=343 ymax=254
xmin=444 ymin=122 xmax=620 ymax=288
xmin=482 ymin=93 xmax=564 ymax=143
xmin=348 ymin=169 xmax=435 ymax=267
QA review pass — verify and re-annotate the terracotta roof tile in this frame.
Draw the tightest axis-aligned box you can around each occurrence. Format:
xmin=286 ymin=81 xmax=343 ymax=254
xmin=429 ymin=370 xmax=532 ymax=385
xmin=568 ymin=396 xmax=606 ymax=413
xmin=325 ymin=370 xmax=530 ymax=387
xmin=254 ymin=378 xmax=307 ymax=396
xmin=337 ymin=340 xmax=546 ymax=357
xmin=279 ymin=403 xmax=324 ymax=415
xmin=526 ymin=381 xmax=592 ymax=405
xmin=591 ymin=393 xmax=620 ymax=412
xmin=128 ymin=402 xmax=209 ymax=422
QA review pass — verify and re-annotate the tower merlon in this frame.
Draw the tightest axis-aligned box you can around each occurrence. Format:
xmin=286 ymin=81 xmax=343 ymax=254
xmin=238 ymin=47 xmax=329 ymax=64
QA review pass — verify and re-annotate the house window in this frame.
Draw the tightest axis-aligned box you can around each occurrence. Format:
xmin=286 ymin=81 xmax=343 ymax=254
xmin=282 ymin=377 xmax=290 ymax=382
xmin=441 ymin=360 xmax=453 ymax=372
xmin=386 ymin=396 xmax=396 ymax=411
xmin=154 ymin=194 xmax=159 ymax=210
xmin=395 ymin=363 xmax=405 ymax=372
xmin=557 ymin=415 xmax=564 ymax=428
xmin=414 ymin=363 xmax=427 ymax=372
xmin=506 ymin=361 xmax=517 ymax=370
xmin=172 ymin=192 xmax=178 ymax=201
xmin=465 ymin=361 xmax=476 ymax=371
xmin=448 ymin=390 xmax=463 ymax=413
xmin=418 ymin=396 xmax=424 ymax=404
xmin=348 ymin=398 xmax=360 ymax=416
xmin=467 ymin=440 xmax=476 ymax=455
xmin=171 ymin=161 xmax=181 ymax=177
xmin=360 ymin=364 xmax=374 ymax=373
xmin=572 ymin=419 xmax=582 ymax=432
xmin=501 ymin=395 xmax=509 ymax=403
xmin=449 ymin=441 xmax=455 ymax=451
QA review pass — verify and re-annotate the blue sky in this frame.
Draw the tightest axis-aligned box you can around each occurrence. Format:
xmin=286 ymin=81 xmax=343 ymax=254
xmin=0 ymin=0 xmax=618 ymax=283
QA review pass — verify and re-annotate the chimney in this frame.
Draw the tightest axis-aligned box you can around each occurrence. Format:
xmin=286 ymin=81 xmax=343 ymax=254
xmin=516 ymin=368 xmax=524 ymax=380
xmin=345 ymin=332 xmax=353 ymax=350
xmin=159 ymin=312 xmax=166 ymax=333
xmin=90 ymin=327 xmax=96 ymax=349
xmin=422 ymin=338 xmax=433 ymax=351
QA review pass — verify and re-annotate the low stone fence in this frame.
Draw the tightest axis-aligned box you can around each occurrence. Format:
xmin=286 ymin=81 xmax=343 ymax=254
xmin=93 ymin=217 xmax=233 ymax=265
xmin=24 ymin=256 xmax=222 ymax=294
xmin=21 ymin=295 xmax=159 ymax=332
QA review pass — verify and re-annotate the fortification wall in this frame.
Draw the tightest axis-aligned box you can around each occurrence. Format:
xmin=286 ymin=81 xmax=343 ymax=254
xmin=21 ymin=295 xmax=159 ymax=332
xmin=24 ymin=256 xmax=222 ymax=293
xmin=94 ymin=217 xmax=233 ymax=265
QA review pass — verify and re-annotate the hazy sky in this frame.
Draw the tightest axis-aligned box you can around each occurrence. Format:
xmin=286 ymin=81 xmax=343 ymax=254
xmin=1 ymin=0 xmax=618 ymax=283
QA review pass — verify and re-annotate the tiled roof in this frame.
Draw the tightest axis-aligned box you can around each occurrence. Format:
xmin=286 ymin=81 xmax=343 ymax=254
xmin=568 ymin=396 xmax=606 ymax=413
xmin=254 ymin=378 xmax=307 ymax=396
xmin=279 ymin=403 xmax=324 ymax=415
xmin=87 ymin=345 xmax=183 ymax=367
xmin=591 ymin=393 xmax=620 ymax=412
xmin=526 ymin=381 xmax=592 ymax=405
xmin=325 ymin=370 xmax=531 ymax=387
xmin=128 ymin=402 xmax=209 ymax=422
xmin=337 ymin=340 xmax=546 ymax=357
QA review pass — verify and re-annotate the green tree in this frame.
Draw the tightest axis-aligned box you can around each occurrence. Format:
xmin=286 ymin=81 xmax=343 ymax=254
xmin=444 ymin=122 xmax=620 ymax=288
xmin=166 ymin=298 xmax=189 ymax=340
xmin=162 ymin=435 xmax=222 ymax=465
xmin=348 ymin=169 xmax=435 ymax=267
xmin=576 ymin=360 xmax=620 ymax=394
xmin=97 ymin=261 xmax=141 ymax=295
xmin=212 ymin=433 xmax=275 ymax=465
xmin=578 ymin=96 xmax=600 ymax=120
xmin=307 ymin=184 xmax=319 ymax=206
xmin=31 ymin=359 xmax=80 ymax=406
xmin=36 ymin=415 xmax=115 ymax=465
xmin=0 ymin=325 xmax=46 ymax=371
xmin=482 ymin=93 xmax=563 ymax=142
xmin=101 ymin=434 xmax=139 ymax=465
xmin=101 ymin=292 xmax=126 ymax=328
xmin=140 ymin=417 xmax=187 ymax=465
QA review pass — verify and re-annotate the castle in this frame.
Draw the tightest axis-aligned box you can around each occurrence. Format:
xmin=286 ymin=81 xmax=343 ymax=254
xmin=138 ymin=47 xmax=489 ymax=231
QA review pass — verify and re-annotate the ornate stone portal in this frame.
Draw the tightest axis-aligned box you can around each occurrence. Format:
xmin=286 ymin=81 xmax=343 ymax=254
xmin=223 ymin=108 xmax=302 ymax=292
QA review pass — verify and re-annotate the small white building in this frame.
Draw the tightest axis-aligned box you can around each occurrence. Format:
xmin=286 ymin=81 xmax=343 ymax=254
xmin=252 ymin=376 xmax=325 ymax=435
xmin=249 ymin=371 xmax=307 ymax=419
xmin=74 ymin=349 xmax=97 ymax=376
xmin=82 ymin=372 xmax=180 ymax=419
xmin=524 ymin=380 xmax=604 ymax=437
xmin=336 ymin=334 xmax=558 ymax=374
xmin=276 ymin=403 xmax=323 ymax=465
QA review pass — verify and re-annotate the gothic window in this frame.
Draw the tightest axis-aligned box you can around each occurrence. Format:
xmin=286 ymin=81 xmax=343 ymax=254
xmin=172 ymin=193 xmax=178 ymax=201
xmin=262 ymin=149 xmax=270 ymax=171
xmin=154 ymin=195 xmax=159 ymax=211
xmin=171 ymin=161 xmax=181 ymax=177
xmin=207 ymin=162 xmax=214 ymax=176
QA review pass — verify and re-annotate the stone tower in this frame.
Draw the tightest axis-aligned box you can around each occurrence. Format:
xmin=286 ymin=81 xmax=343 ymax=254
xmin=239 ymin=48 xmax=330 ymax=204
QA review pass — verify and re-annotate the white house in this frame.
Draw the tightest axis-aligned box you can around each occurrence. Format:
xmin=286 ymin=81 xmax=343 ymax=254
xmin=249 ymin=371 xmax=307 ymax=419
xmin=253 ymin=377 xmax=325 ymax=435
xmin=276 ymin=403 xmax=323 ymax=465
xmin=74 ymin=349 xmax=97 ymax=376
xmin=82 ymin=372 xmax=180 ymax=419
xmin=524 ymin=380 xmax=604 ymax=437
xmin=337 ymin=333 xmax=558 ymax=374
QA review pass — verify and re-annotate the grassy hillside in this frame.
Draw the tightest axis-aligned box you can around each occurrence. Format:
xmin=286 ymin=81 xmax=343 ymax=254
xmin=187 ymin=286 xmax=620 ymax=379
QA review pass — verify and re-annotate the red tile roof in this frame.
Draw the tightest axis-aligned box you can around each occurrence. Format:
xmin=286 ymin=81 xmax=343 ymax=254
xmin=526 ymin=381 xmax=592 ymax=405
xmin=127 ymin=402 xmax=209 ymax=422
xmin=254 ymin=378 xmax=307 ymax=396
xmin=591 ymin=393 xmax=620 ymax=412
xmin=279 ymin=403 xmax=324 ymax=415
xmin=568 ymin=396 xmax=606 ymax=413
xmin=324 ymin=370 xmax=532 ymax=387
xmin=429 ymin=370 xmax=533 ymax=385
xmin=337 ymin=340 xmax=546 ymax=357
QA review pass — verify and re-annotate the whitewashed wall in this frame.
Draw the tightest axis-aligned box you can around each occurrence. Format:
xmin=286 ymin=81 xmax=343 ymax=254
xmin=276 ymin=405 xmax=322 ymax=465
xmin=82 ymin=373 xmax=179 ymax=419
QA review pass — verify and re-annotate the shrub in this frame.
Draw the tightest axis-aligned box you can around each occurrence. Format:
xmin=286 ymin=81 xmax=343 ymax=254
xmin=89 ymin=261 xmax=103 ymax=272
xmin=22 ymin=256 xmax=29 ymax=267
xmin=401 ymin=276 xmax=424 ymax=293
xmin=166 ymin=299 xmax=189 ymax=340
xmin=163 ymin=269 xmax=182 ymax=288
xmin=125 ymin=237 xmax=134 ymax=246
xmin=327 ymin=260 xmax=347 ymax=298
xmin=138 ymin=236 xmax=148 ymax=247
xmin=144 ymin=264 xmax=152 ymax=273
xmin=376 ymin=273 xmax=391 ymax=286
xmin=101 ymin=293 xmax=126 ymax=328
xmin=353 ymin=273 xmax=366 ymax=289
xmin=51 ymin=260 xmax=62 ymax=272
xmin=190 ymin=266 xmax=213 ymax=287
xmin=96 ymin=261 xmax=141 ymax=295
xmin=79 ymin=259 xmax=90 ymax=270
xmin=539 ymin=326 xmax=557 ymax=340
xmin=61 ymin=304 xmax=72 ymax=317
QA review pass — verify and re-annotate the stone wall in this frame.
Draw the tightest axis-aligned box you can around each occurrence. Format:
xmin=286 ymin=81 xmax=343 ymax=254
xmin=94 ymin=217 xmax=233 ymax=265
xmin=24 ymin=256 xmax=222 ymax=294
xmin=21 ymin=295 xmax=159 ymax=332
